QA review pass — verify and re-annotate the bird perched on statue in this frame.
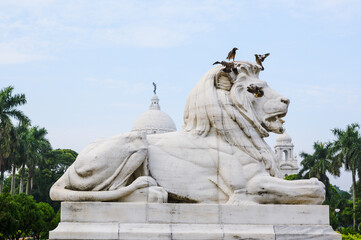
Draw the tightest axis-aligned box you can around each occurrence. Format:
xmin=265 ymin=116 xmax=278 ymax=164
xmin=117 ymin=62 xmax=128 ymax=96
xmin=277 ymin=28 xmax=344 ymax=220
xmin=213 ymin=61 xmax=238 ymax=74
xmin=254 ymin=53 xmax=270 ymax=71
xmin=226 ymin=48 xmax=238 ymax=61
xmin=247 ymin=84 xmax=264 ymax=98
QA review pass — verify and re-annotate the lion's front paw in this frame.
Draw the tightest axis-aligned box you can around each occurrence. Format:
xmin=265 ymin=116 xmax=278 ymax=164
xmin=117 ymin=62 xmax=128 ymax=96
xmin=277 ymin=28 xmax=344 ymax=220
xmin=148 ymin=186 xmax=168 ymax=203
xmin=309 ymin=178 xmax=326 ymax=193
xmin=131 ymin=176 xmax=157 ymax=189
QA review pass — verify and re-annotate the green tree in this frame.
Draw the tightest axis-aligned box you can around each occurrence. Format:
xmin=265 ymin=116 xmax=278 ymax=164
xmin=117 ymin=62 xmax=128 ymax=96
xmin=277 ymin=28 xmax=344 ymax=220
xmin=299 ymin=141 xmax=341 ymax=198
xmin=3 ymin=172 xmax=20 ymax=195
xmin=9 ymin=150 xmax=18 ymax=195
xmin=0 ymin=124 xmax=17 ymax=193
xmin=0 ymin=192 xmax=20 ymax=240
xmin=35 ymin=202 xmax=56 ymax=239
xmin=324 ymin=184 xmax=354 ymax=230
xmin=284 ymin=174 xmax=299 ymax=180
xmin=8 ymin=126 xmax=22 ymax=195
xmin=340 ymin=201 xmax=354 ymax=228
xmin=0 ymin=86 xmax=29 ymax=193
xmin=331 ymin=123 xmax=361 ymax=229
xmin=1 ymin=192 xmax=60 ymax=240
xmin=12 ymin=193 xmax=41 ymax=240
xmin=2 ymin=148 xmax=77 ymax=211
xmin=13 ymin=123 xmax=31 ymax=194
xmin=25 ymin=126 xmax=52 ymax=195
xmin=50 ymin=209 xmax=60 ymax=231
xmin=32 ymin=149 xmax=77 ymax=211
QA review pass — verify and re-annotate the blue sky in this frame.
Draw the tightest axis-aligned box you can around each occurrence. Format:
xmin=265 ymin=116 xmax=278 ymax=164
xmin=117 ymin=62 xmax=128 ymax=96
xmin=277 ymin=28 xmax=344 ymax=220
xmin=0 ymin=0 xmax=360 ymax=190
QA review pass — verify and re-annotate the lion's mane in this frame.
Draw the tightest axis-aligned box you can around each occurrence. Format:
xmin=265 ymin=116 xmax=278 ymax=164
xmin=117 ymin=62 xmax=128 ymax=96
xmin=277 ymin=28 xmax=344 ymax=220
xmin=183 ymin=61 xmax=280 ymax=177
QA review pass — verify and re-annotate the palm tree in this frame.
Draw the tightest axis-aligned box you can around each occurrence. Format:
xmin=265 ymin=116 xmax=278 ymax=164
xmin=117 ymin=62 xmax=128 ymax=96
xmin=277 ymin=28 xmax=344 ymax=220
xmin=0 ymin=86 xmax=30 ymax=193
xmin=25 ymin=126 xmax=52 ymax=194
xmin=331 ymin=123 xmax=361 ymax=229
xmin=299 ymin=141 xmax=341 ymax=198
xmin=10 ymin=123 xmax=29 ymax=194
xmin=17 ymin=124 xmax=31 ymax=194
xmin=7 ymin=127 xmax=19 ymax=195
xmin=0 ymin=119 xmax=14 ymax=192
xmin=9 ymin=151 xmax=17 ymax=195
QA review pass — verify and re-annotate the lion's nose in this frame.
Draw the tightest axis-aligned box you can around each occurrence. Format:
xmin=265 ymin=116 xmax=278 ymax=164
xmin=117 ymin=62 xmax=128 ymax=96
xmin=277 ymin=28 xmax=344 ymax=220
xmin=280 ymin=98 xmax=290 ymax=106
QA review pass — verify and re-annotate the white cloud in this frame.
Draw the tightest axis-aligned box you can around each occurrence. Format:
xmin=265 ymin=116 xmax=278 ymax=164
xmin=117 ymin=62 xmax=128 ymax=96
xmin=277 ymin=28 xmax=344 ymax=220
xmin=0 ymin=0 xmax=244 ymax=64
xmin=94 ymin=26 xmax=185 ymax=48
xmin=1 ymin=0 xmax=360 ymax=64
xmin=0 ymin=37 xmax=51 ymax=64
xmin=256 ymin=0 xmax=361 ymax=22
xmin=0 ymin=52 xmax=47 ymax=64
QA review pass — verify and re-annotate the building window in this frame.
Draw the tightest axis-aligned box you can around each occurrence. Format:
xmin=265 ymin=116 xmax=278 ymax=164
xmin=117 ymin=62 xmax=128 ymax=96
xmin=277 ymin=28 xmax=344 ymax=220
xmin=283 ymin=150 xmax=288 ymax=161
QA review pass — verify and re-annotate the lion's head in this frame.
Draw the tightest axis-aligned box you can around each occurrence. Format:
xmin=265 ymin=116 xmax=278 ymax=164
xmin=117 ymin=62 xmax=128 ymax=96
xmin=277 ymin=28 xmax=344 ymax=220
xmin=183 ymin=61 xmax=290 ymax=177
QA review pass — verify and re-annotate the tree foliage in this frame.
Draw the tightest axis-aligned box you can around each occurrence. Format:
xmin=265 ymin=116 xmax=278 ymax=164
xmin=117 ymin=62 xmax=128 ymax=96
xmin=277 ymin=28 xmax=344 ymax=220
xmin=298 ymin=124 xmax=361 ymax=231
xmin=12 ymin=193 xmax=41 ymax=239
xmin=0 ymin=192 xmax=20 ymax=240
xmin=0 ymin=86 xmax=30 ymax=193
xmin=32 ymin=149 xmax=77 ymax=211
xmin=331 ymin=123 xmax=361 ymax=229
xmin=0 ymin=193 xmax=59 ymax=240
xmin=25 ymin=126 xmax=52 ymax=195
xmin=284 ymin=174 xmax=299 ymax=180
xmin=299 ymin=141 xmax=340 ymax=198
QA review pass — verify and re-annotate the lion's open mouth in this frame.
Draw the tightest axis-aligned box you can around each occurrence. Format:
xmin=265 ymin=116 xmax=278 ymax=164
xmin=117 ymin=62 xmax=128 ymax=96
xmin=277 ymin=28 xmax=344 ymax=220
xmin=265 ymin=113 xmax=286 ymax=123
xmin=262 ymin=112 xmax=286 ymax=133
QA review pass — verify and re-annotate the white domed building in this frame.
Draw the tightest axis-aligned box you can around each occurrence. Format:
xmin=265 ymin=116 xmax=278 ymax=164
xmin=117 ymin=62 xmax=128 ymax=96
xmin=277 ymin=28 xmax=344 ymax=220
xmin=274 ymin=132 xmax=299 ymax=178
xmin=132 ymin=92 xmax=177 ymax=135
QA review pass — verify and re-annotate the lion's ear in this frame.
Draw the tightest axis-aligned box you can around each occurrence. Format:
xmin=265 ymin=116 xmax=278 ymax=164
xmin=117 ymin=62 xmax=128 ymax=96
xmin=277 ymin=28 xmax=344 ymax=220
xmin=215 ymin=72 xmax=234 ymax=91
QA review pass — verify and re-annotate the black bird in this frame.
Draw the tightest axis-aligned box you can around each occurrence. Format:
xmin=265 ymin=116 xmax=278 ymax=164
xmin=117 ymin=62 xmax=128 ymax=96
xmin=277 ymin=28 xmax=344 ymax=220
xmin=254 ymin=53 xmax=270 ymax=70
xmin=247 ymin=84 xmax=264 ymax=98
xmin=226 ymin=48 xmax=238 ymax=61
xmin=213 ymin=61 xmax=238 ymax=74
xmin=213 ymin=61 xmax=233 ymax=73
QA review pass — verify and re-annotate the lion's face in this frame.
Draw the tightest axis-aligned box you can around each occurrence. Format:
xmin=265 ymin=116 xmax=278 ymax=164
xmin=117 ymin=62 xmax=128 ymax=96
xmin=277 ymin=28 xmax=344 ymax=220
xmin=184 ymin=61 xmax=290 ymax=140
xmin=236 ymin=76 xmax=289 ymax=134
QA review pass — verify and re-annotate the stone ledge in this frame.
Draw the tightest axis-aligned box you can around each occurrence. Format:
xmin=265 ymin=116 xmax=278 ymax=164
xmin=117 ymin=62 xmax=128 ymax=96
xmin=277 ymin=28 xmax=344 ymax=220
xmin=49 ymin=202 xmax=341 ymax=240
xmin=50 ymin=223 xmax=340 ymax=240
xmin=61 ymin=202 xmax=329 ymax=225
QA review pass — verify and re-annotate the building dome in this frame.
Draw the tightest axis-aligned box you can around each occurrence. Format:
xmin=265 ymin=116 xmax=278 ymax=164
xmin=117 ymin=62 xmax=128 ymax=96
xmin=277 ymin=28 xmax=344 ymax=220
xmin=276 ymin=132 xmax=292 ymax=145
xmin=132 ymin=94 xmax=177 ymax=135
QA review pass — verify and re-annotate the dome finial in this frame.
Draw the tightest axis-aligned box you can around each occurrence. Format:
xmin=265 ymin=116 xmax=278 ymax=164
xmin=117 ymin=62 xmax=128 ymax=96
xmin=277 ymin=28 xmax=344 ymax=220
xmin=150 ymin=83 xmax=160 ymax=110
xmin=152 ymin=82 xmax=157 ymax=95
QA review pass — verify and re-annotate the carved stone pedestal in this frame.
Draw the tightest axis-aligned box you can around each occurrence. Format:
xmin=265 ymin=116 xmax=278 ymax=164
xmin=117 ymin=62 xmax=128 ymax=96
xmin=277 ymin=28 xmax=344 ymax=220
xmin=49 ymin=202 xmax=340 ymax=240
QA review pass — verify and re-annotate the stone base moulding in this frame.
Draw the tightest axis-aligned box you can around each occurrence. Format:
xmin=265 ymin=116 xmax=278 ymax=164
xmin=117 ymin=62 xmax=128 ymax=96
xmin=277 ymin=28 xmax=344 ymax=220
xmin=49 ymin=202 xmax=341 ymax=240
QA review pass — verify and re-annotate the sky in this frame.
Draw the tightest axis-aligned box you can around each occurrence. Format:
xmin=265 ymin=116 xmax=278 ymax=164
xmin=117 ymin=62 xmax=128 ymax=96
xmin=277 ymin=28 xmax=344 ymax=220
xmin=0 ymin=0 xmax=360 ymax=191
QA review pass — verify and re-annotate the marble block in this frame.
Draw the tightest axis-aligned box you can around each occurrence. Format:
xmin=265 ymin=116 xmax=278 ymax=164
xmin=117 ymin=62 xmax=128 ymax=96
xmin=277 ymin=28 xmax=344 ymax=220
xmin=49 ymin=202 xmax=341 ymax=240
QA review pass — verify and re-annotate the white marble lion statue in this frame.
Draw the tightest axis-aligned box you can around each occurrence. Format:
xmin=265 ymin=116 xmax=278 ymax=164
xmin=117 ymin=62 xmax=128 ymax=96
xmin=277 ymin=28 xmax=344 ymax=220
xmin=50 ymin=61 xmax=325 ymax=205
